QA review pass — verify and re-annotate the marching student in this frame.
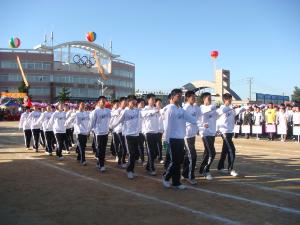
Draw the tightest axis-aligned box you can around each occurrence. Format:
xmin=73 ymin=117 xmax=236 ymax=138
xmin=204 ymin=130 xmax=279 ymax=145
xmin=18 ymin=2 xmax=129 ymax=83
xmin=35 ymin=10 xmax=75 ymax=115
xmin=48 ymin=103 xmax=68 ymax=160
xmin=265 ymin=102 xmax=277 ymax=141
xmin=155 ymin=98 xmax=164 ymax=164
xmin=137 ymin=98 xmax=146 ymax=164
xmin=109 ymin=100 xmax=120 ymax=158
xmin=74 ymin=101 xmax=90 ymax=166
xmin=39 ymin=107 xmax=46 ymax=148
xmin=36 ymin=104 xmax=54 ymax=155
xmin=65 ymin=105 xmax=75 ymax=152
xmin=90 ymin=96 xmax=111 ymax=172
xmin=216 ymin=93 xmax=246 ymax=177
xmin=162 ymin=93 xmax=173 ymax=170
xmin=28 ymin=105 xmax=42 ymax=152
xmin=163 ymin=89 xmax=198 ymax=189
xmin=276 ymin=105 xmax=288 ymax=142
xmin=181 ymin=90 xmax=201 ymax=185
xmin=111 ymin=95 xmax=141 ymax=179
xmin=198 ymin=92 xmax=217 ymax=181
xmin=90 ymin=102 xmax=100 ymax=158
xmin=111 ymin=97 xmax=128 ymax=167
xmin=19 ymin=106 xmax=32 ymax=150
xmin=141 ymin=93 xmax=160 ymax=176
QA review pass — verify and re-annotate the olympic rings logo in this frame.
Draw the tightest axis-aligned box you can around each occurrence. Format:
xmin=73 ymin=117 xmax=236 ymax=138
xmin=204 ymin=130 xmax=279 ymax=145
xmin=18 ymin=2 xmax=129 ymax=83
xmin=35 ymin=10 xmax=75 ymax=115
xmin=73 ymin=55 xmax=96 ymax=68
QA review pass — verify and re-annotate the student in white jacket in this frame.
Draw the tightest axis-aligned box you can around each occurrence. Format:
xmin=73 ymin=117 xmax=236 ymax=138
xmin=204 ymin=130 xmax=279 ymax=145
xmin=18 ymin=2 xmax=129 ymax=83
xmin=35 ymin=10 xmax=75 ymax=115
xmin=90 ymin=96 xmax=111 ymax=172
xmin=181 ymin=91 xmax=201 ymax=185
xmin=109 ymin=100 xmax=120 ymax=159
xmin=28 ymin=105 xmax=41 ymax=152
xmin=141 ymin=93 xmax=161 ymax=176
xmin=163 ymin=89 xmax=198 ymax=190
xmin=111 ymin=95 xmax=141 ymax=180
xmin=74 ymin=101 xmax=90 ymax=165
xmin=137 ymin=98 xmax=146 ymax=164
xmin=155 ymin=98 xmax=164 ymax=164
xmin=19 ymin=106 xmax=32 ymax=150
xmin=216 ymin=93 xmax=246 ymax=177
xmin=198 ymin=92 xmax=217 ymax=181
xmin=110 ymin=97 xmax=128 ymax=167
xmin=48 ymin=103 xmax=68 ymax=160
xmin=35 ymin=104 xmax=54 ymax=155
xmin=65 ymin=105 xmax=76 ymax=150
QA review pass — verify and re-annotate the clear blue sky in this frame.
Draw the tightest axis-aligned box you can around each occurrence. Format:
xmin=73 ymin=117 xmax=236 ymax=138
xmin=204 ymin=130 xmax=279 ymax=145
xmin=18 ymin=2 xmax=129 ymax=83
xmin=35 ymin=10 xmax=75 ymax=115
xmin=0 ymin=0 xmax=299 ymax=99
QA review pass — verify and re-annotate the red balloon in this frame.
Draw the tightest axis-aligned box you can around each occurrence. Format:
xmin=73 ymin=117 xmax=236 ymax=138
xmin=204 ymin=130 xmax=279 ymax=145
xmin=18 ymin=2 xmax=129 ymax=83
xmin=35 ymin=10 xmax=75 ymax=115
xmin=211 ymin=50 xmax=219 ymax=59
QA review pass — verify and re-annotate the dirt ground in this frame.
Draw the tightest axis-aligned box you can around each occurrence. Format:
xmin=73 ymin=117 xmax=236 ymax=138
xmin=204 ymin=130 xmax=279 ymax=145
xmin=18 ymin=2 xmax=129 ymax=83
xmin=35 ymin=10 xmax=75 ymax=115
xmin=0 ymin=121 xmax=299 ymax=225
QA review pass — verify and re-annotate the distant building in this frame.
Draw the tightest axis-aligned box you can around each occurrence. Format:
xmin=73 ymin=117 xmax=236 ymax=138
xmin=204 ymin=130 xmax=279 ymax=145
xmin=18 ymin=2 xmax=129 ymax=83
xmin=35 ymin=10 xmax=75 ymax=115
xmin=182 ymin=69 xmax=241 ymax=102
xmin=0 ymin=41 xmax=135 ymax=102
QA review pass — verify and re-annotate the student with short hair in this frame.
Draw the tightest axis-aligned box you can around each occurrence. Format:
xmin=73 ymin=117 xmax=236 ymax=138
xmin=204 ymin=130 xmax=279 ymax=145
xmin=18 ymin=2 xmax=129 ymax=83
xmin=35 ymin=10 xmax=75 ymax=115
xmin=137 ymin=98 xmax=146 ymax=164
xmin=163 ymin=89 xmax=198 ymax=189
xmin=182 ymin=90 xmax=201 ymax=185
xmin=141 ymin=93 xmax=160 ymax=176
xmin=19 ymin=106 xmax=32 ymax=150
xmin=48 ymin=103 xmax=68 ymax=160
xmin=198 ymin=92 xmax=217 ymax=181
xmin=36 ymin=104 xmax=54 ymax=155
xmin=28 ymin=105 xmax=42 ymax=152
xmin=110 ymin=97 xmax=128 ymax=167
xmin=277 ymin=105 xmax=288 ymax=142
xmin=216 ymin=93 xmax=246 ymax=177
xmin=265 ymin=102 xmax=277 ymax=141
xmin=74 ymin=101 xmax=90 ymax=165
xmin=111 ymin=95 xmax=141 ymax=179
xmin=90 ymin=96 xmax=111 ymax=172
xmin=155 ymin=98 xmax=164 ymax=164
xmin=110 ymin=100 xmax=120 ymax=159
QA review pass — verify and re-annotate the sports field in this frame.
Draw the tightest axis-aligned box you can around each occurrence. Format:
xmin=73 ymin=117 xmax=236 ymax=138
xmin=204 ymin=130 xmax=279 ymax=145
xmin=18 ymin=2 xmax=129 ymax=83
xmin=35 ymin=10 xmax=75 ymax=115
xmin=0 ymin=121 xmax=299 ymax=225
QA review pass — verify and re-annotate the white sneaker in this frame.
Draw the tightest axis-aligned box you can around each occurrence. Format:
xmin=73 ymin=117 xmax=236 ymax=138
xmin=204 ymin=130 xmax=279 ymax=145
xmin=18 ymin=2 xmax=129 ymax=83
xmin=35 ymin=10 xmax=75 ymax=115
xmin=230 ymin=170 xmax=239 ymax=177
xmin=162 ymin=178 xmax=171 ymax=188
xmin=186 ymin=179 xmax=197 ymax=185
xmin=148 ymin=171 xmax=156 ymax=176
xmin=121 ymin=163 xmax=127 ymax=169
xmin=159 ymin=160 xmax=164 ymax=164
xmin=66 ymin=151 xmax=70 ymax=154
xmin=62 ymin=150 xmax=66 ymax=154
xmin=72 ymin=143 xmax=76 ymax=147
xmin=58 ymin=156 xmax=64 ymax=160
xmin=115 ymin=156 xmax=119 ymax=162
xmin=174 ymin=184 xmax=187 ymax=190
xmin=26 ymin=147 xmax=30 ymax=151
xmin=100 ymin=166 xmax=106 ymax=172
xmin=205 ymin=173 xmax=213 ymax=181
xmin=219 ymin=169 xmax=228 ymax=174
xmin=44 ymin=151 xmax=49 ymax=155
xmin=82 ymin=161 xmax=87 ymax=166
xmin=127 ymin=172 xmax=134 ymax=179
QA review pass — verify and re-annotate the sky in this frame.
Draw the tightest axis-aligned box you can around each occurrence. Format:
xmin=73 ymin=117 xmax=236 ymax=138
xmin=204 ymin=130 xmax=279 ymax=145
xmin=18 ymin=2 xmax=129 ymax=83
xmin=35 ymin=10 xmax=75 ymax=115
xmin=0 ymin=0 xmax=299 ymax=99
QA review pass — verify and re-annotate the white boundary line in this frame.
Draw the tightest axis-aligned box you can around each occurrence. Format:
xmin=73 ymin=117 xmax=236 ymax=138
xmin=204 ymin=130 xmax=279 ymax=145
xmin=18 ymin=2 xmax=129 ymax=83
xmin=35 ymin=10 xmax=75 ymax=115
xmin=29 ymin=157 xmax=243 ymax=225
xmin=105 ymin=165 xmax=300 ymax=216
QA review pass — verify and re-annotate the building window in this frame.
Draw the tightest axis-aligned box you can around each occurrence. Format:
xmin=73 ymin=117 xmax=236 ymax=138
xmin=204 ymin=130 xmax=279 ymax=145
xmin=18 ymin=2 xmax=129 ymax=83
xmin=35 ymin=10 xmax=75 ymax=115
xmin=28 ymin=88 xmax=50 ymax=96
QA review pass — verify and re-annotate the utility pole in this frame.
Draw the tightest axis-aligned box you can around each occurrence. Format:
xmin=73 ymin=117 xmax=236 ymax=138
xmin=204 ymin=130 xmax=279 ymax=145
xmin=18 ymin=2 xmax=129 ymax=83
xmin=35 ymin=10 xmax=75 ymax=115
xmin=247 ymin=77 xmax=254 ymax=101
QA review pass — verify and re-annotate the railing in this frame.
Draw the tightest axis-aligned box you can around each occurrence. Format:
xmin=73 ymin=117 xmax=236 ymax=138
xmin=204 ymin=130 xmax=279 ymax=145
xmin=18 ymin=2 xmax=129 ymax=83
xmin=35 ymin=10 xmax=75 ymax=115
xmin=113 ymin=59 xmax=135 ymax=66
xmin=0 ymin=48 xmax=53 ymax=54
